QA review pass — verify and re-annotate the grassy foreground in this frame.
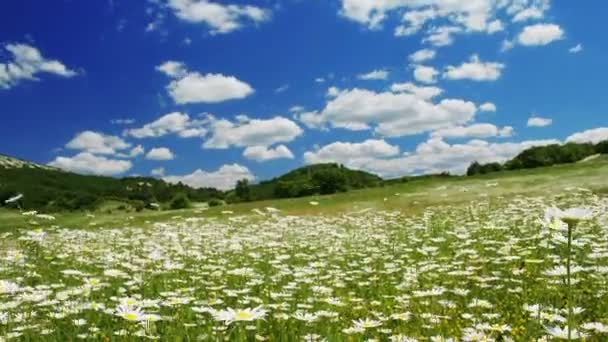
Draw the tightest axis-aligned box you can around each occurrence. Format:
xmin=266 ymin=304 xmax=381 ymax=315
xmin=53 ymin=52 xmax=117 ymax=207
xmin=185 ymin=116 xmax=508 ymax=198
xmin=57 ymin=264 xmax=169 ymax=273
xmin=1 ymin=156 xmax=607 ymax=231
xmin=1 ymin=159 xmax=608 ymax=341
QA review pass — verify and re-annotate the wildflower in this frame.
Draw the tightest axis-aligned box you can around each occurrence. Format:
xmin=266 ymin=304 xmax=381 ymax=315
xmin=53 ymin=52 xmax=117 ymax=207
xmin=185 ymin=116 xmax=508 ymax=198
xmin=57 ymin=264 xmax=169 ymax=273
xmin=546 ymin=326 xmax=587 ymax=339
xmin=213 ymin=307 xmax=267 ymax=324
xmin=352 ymin=318 xmax=382 ymax=329
xmin=116 ymin=305 xmax=145 ymax=322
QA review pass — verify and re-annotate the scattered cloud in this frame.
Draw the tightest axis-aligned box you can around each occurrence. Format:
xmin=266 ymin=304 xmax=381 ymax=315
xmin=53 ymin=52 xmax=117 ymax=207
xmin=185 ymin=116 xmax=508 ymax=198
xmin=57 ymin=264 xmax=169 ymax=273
xmin=203 ymin=115 xmax=303 ymax=149
xmin=66 ymin=131 xmax=130 ymax=155
xmin=304 ymin=139 xmax=400 ymax=165
xmin=146 ymin=147 xmax=175 ymax=160
xmin=299 ymin=87 xmax=477 ymax=137
xmin=569 ymin=43 xmax=583 ymax=54
xmin=304 ymin=136 xmax=558 ymax=178
xmin=166 ymin=0 xmax=271 ymax=35
xmin=409 ymin=49 xmax=436 ymax=63
xmin=527 ymin=116 xmax=553 ymax=127
xmin=413 ymin=65 xmax=439 ymax=84
xmin=116 ymin=145 xmax=145 ymax=158
xmin=110 ymin=118 xmax=136 ymax=125
xmin=49 ymin=152 xmax=132 ymax=176
xmin=151 ymin=167 xmax=165 ymax=177
xmin=0 ymin=43 xmax=78 ymax=89
xmin=479 ymin=102 xmax=497 ymax=112
xmin=517 ymin=23 xmax=564 ymax=46
xmin=444 ymin=55 xmax=504 ymax=81
xmin=424 ymin=26 xmax=462 ymax=47
xmin=357 ymin=69 xmax=389 ymax=80
xmin=275 ymin=84 xmax=289 ymax=93
xmin=566 ymin=127 xmax=608 ymax=144
xmin=163 ymin=163 xmax=255 ymax=190
xmin=390 ymin=82 xmax=443 ymax=100
xmin=125 ymin=112 xmax=207 ymax=139
xmin=431 ymin=123 xmax=514 ymax=139
xmin=243 ymin=145 xmax=294 ymax=162
xmin=157 ymin=61 xmax=254 ymax=104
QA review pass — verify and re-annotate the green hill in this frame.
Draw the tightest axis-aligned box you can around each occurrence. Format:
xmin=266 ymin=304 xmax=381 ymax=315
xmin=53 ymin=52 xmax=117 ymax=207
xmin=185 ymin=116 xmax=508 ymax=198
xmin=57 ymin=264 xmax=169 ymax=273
xmin=0 ymin=154 xmax=222 ymax=212
xmin=236 ymin=163 xmax=383 ymax=201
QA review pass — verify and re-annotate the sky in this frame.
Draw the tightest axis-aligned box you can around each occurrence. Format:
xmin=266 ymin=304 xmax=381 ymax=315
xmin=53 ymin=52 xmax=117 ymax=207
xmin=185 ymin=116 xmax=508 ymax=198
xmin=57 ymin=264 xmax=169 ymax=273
xmin=1 ymin=0 xmax=607 ymax=190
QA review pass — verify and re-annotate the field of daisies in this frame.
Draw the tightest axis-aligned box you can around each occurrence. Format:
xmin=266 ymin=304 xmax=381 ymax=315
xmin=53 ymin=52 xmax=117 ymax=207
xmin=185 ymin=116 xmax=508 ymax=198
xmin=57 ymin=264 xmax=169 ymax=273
xmin=1 ymin=190 xmax=608 ymax=341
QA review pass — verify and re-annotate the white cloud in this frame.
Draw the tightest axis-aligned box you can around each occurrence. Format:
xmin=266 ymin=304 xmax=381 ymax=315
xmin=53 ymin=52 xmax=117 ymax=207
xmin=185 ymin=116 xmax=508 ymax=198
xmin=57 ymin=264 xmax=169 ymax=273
xmin=166 ymin=0 xmax=270 ymax=35
xmin=157 ymin=61 xmax=254 ymax=104
xmin=479 ymin=102 xmax=497 ymax=112
xmin=501 ymin=39 xmax=515 ymax=52
xmin=413 ymin=65 xmax=439 ymax=84
xmin=110 ymin=118 xmax=136 ymax=125
xmin=424 ymin=26 xmax=462 ymax=47
xmin=569 ymin=43 xmax=583 ymax=54
xmin=527 ymin=116 xmax=553 ymax=127
xmin=357 ymin=69 xmax=389 ymax=80
xmin=66 ymin=131 xmax=130 ymax=155
xmin=300 ymin=87 xmax=478 ymax=137
xmin=164 ymin=164 xmax=255 ymax=190
xmin=431 ymin=123 xmax=513 ymax=139
xmin=0 ymin=43 xmax=78 ymax=89
xmin=390 ymin=82 xmax=443 ymax=100
xmin=566 ymin=127 xmax=608 ymax=144
xmin=48 ymin=152 xmax=132 ymax=176
xmin=511 ymin=0 xmax=550 ymax=22
xmin=151 ymin=167 xmax=165 ymax=177
xmin=116 ymin=145 xmax=145 ymax=158
xmin=444 ymin=55 xmax=504 ymax=81
xmin=243 ymin=145 xmax=294 ymax=162
xmin=517 ymin=23 xmax=564 ymax=46
xmin=275 ymin=84 xmax=289 ymax=93
xmin=409 ymin=49 xmax=436 ymax=63
xmin=146 ymin=147 xmax=175 ymax=160
xmin=304 ymin=139 xmax=400 ymax=166
xmin=203 ymin=116 xmax=303 ymax=149
xmin=125 ymin=112 xmax=207 ymax=139
xmin=486 ymin=19 xmax=504 ymax=34
xmin=156 ymin=61 xmax=187 ymax=78
xmin=304 ymin=136 xmax=558 ymax=178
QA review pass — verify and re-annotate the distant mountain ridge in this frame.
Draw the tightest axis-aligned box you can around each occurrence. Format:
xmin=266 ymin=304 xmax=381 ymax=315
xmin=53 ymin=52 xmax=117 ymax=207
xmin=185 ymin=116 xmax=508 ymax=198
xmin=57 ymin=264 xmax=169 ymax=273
xmin=0 ymin=154 xmax=59 ymax=171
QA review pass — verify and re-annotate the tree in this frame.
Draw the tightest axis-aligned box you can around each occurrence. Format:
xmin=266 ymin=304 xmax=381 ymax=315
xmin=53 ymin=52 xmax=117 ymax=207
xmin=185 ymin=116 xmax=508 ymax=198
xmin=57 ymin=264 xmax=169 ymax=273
xmin=235 ymin=179 xmax=251 ymax=201
xmin=595 ymin=140 xmax=608 ymax=154
xmin=169 ymin=193 xmax=191 ymax=210
xmin=312 ymin=169 xmax=348 ymax=195
xmin=466 ymin=161 xmax=482 ymax=176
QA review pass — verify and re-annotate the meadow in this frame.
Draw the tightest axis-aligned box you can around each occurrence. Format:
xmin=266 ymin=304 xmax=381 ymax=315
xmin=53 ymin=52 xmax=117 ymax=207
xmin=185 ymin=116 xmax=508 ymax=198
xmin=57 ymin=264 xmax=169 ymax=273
xmin=1 ymin=158 xmax=608 ymax=341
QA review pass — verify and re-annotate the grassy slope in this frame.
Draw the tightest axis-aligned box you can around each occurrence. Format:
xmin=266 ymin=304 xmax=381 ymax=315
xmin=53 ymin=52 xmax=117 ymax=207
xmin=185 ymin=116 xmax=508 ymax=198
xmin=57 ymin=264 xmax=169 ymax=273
xmin=1 ymin=156 xmax=607 ymax=231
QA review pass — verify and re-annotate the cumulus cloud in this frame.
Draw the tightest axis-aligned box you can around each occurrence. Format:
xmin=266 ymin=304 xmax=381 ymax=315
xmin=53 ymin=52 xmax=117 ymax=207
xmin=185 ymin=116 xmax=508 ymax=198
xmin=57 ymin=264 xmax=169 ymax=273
xmin=480 ymin=102 xmax=497 ymax=112
xmin=431 ymin=123 xmax=514 ymax=139
xmin=146 ymin=147 xmax=175 ymax=160
xmin=527 ymin=116 xmax=553 ymax=127
xmin=203 ymin=115 xmax=303 ymax=149
xmin=339 ymin=0 xmax=560 ymax=48
xmin=444 ymin=55 xmax=504 ymax=81
xmin=125 ymin=112 xmax=207 ymax=139
xmin=413 ymin=65 xmax=439 ymax=84
xmin=390 ymin=82 xmax=443 ymax=100
xmin=66 ymin=131 xmax=131 ymax=155
xmin=569 ymin=44 xmax=583 ymax=54
xmin=48 ymin=152 xmax=132 ymax=176
xmin=0 ymin=43 xmax=78 ymax=89
xmin=304 ymin=139 xmax=400 ymax=165
xmin=566 ymin=127 xmax=608 ymax=144
xmin=409 ymin=49 xmax=436 ymax=63
xmin=518 ymin=23 xmax=564 ymax=46
xmin=151 ymin=167 xmax=165 ymax=177
xmin=243 ymin=145 xmax=294 ymax=162
xmin=163 ymin=164 xmax=255 ymax=190
xmin=304 ymin=136 xmax=558 ymax=178
xmin=357 ymin=69 xmax=389 ymax=80
xmin=300 ymin=87 xmax=477 ymax=137
xmin=116 ymin=145 xmax=145 ymax=158
xmin=157 ymin=61 xmax=254 ymax=104
xmin=166 ymin=0 xmax=270 ymax=35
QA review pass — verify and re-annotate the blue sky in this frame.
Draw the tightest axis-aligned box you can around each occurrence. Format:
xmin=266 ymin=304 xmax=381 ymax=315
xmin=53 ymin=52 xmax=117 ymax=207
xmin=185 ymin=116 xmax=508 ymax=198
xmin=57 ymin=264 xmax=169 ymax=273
xmin=1 ymin=0 xmax=607 ymax=189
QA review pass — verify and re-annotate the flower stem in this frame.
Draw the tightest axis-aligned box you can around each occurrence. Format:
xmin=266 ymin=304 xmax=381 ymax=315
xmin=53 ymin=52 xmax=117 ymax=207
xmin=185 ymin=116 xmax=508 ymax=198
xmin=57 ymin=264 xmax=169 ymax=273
xmin=566 ymin=221 xmax=574 ymax=341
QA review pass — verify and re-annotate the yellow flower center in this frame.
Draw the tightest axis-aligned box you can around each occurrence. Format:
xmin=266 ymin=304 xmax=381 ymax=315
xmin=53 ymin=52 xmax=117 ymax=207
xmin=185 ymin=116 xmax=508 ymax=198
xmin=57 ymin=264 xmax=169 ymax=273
xmin=235 ymin=311 xmax=253 ymax=320
xmin=124 ymin=313 xmax=139 ymax=321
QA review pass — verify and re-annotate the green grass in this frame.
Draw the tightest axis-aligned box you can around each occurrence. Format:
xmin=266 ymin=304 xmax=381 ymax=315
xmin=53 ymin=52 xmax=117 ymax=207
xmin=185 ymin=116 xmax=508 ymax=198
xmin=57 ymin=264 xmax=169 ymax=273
xmin=1 ymin=158 xmax=607 ymax=232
